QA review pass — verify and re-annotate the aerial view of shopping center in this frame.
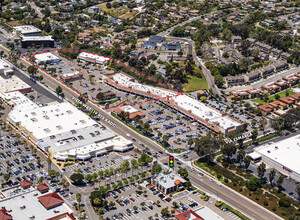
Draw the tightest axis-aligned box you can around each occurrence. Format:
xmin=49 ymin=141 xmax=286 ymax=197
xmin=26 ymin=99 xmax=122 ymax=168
xmin=0 ymin=0 xmax=299 ymax=219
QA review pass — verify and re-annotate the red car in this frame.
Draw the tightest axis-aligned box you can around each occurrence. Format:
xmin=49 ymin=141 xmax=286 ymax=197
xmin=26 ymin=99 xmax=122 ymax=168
xmin=130 ymin=198 xmax=135 ymax=202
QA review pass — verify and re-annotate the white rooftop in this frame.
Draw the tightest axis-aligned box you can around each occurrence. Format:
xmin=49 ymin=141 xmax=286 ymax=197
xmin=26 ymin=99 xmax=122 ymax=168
xmin=9 ymin=102 xmax=95 ymax=139
xmin=0 ymin=188 xmax=72 ymax=220
xmin=0 ymin=76 xmax=31 ymax=94
xmin=248 ymin=151 xmax=262 ymax=160
xmin=13 ymin=25 xmax=41 ymax=34
xmin=0 ymin=59 xmax=11 ymax=70
xmin=34 ymin=53 xmax=60 ymax=62
xmin=172 ymin=95 xmax=241 ymax=130
xmin=61 ymin=71 xmax=81 ymax=77
xmin=119 ymin=105 xmax=139 ymax=114
xmin=22 ymin=36 xmax=54 ymax=41
xmin=112 ymin=73 xmax=175 ymax=97
xmin=78 ymin=52 xmax=110 ymax=62
xmin=255 ymin=134 xmax=300 ymax=174
xmin=64 ymin=136 xmax=132 ymax=156
xmin=153 ymin=171 xmax=186 ymax=189
xmin=1 ymin=91 xmax=36 ymax=111
xmin=195 ymin=206 xmax=224 ymax=220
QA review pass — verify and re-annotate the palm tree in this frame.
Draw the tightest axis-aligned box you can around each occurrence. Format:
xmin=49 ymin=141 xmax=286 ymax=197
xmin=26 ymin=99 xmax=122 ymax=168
xmin=30 ymin=145 xmax=34 ymax=156
xmin=131 ymin=159 xmax=137 ymax=176
xmin=47 ymin=157 xmax=52 ymax=172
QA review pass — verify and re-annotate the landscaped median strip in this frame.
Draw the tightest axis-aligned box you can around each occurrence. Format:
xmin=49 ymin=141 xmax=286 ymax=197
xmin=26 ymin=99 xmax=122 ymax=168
xmin=21 ymin=49 xmax=184 ymax=110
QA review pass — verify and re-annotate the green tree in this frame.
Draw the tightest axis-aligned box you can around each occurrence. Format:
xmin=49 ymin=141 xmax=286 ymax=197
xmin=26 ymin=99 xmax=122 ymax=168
xmin=47 ymin=157 xmax=52 ymax=172
xmin=27 ymin=65 xmax=38 ymax=77
xmin=177 ymin=168 xmax=188 ymax=178
xmin=55 ymin=86 xmax=63 ymax=96
xmin=151 ymin=164 xmax=162 ymax=174
xmin=269 ymin=169 xmax=276 ymax=185
xmin=296 ymin=184 xmax=300 ymax=199
xmin=257 ymin=162 xmax=266 ymax=181
xmin=278 ymin=197 xmax=291 ymax=208
xmin=76 ymin=193 xmax=82 ymax=208
xmin=194 ymin=133 xmax=220 ymax=162
xmin=251 ymin=129 xmax=258 ymax=144
xmin=214 ymin=74 xmax=224 ymax=88
xmin=276 ymin=175 xmax=285 ymax=189
xmin=246 ymin=176 xmax=261 ymax=191
xmin=161 ymin=207 xmax=169 ymax=217
xmin=93 ymin=198 xmax=101 ymax=207
xmin=244 ymin=155 xmax=251 ymax=170
xmin=70 ymin=173 xmax=84 ymax=185
xmin=236 ymin=149 xmax=245 ymax=166
xmin=221 ymin=143 xmax=237 ymax=161
xmin=3 ymin=173 xmax=10 ymax=182
xmin=85 ymin=174 xmax=93 ymax=183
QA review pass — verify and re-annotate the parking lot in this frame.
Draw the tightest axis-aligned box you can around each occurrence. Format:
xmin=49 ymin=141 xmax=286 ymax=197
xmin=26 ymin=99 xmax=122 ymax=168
xmin=63 ymin=153 xmax=136 ymax=179
xmin=0 ymin=129 xmax=48 ymax=187
xmin=120 ymin=100 xmax=208 ymax=152
xmin=104 ymin=183 xmax=171 ymax=220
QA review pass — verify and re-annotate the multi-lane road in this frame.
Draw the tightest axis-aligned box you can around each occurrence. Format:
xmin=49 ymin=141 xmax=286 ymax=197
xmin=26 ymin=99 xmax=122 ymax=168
xmin=15 ymin=53 xmax=282 ymax=220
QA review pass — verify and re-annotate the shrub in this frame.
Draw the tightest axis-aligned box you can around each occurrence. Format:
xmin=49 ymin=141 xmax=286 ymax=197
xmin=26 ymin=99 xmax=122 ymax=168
xmin=217 ymin=174 xmax=222 ymax=179
xmin=263 ymin=201 xmax=268 ymax=206
xmin=278 ymin=197 xmax=291 ymax=208
xmin=272 ymin=207 xmax=276 ymax=211
xmin=246 ymin=176 xmax=261 ymax=191
xmin=233 ymin=183 xmax=237 ymax=186
xmin=239 ymin=188 xmax=243 ymax=192
xmin=215 ymin=201 xmax=223 ymax=207
xmin=255 ymin=197 xmax=259 ymax=201
xmin=248 ymin=193 xmax=251 ymax=197
xmin=224 ymin=178 xmax=229 ymax=183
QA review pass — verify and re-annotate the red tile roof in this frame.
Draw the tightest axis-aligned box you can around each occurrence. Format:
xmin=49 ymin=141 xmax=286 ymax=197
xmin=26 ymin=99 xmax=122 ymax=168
xmin=19 ymin=180 xmax=32 ymax=188
xmin=175 ymin=210 xmax=204 ymax=220
xmin=38 ymin=192 xmax=64 ymax=209
xmin=46 ymin=212 xmax=75 ymax=220
xmin=113 ymin=107 xmax=145 ymax=119
xmin=258 ymin=104 xmax=274 ymax=113
xmin=0 ymin=209 xmax=12 ymax=220
xmin=37 ymin=183 xmax=49 ymax=192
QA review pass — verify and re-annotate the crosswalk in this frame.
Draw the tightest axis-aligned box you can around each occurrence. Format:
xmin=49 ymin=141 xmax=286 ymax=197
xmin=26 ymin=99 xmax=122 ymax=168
xmin=224 ymin=210 xmax=243 ymax=220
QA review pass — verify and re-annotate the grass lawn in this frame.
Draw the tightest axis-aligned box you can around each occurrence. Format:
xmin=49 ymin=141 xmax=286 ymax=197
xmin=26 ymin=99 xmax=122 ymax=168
xmin=99 ymin=5 xmax=137 ymax=19
xmin=6 ymin=20 xmax=23 ymax=27
xmin=251 ymin=89 xmax=296 ymax=105
xmin=184 ymin=75 xmax=208 ymax=92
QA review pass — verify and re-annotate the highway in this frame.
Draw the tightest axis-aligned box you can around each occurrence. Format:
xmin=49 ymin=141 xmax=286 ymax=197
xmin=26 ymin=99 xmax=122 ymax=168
xmin=17 ymin=56 xmax=283 ymax=220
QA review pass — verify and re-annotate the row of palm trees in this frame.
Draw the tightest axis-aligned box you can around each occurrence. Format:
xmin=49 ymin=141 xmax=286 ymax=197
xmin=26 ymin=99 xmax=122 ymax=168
xmin=81 ymin=157 xmax=153 ymax=188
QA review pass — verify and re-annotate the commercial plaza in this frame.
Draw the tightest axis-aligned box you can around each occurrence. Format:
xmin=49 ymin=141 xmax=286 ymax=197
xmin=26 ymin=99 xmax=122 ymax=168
xmin=106 ymin=72 xmax=245 ymax=135
xmin=6 ymin=92 xmax=132 ymax=161
xmin=255 ymin=134 xmax=300 ymax=182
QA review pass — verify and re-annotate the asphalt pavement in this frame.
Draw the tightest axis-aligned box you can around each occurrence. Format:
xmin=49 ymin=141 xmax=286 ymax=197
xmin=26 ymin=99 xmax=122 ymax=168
xmin=19 ymin=56 xmax=284 ymax=220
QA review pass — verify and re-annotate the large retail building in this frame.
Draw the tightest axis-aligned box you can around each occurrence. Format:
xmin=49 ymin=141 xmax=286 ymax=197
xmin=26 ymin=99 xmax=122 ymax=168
xmin=7 ymin=94 xmax=132 ymax=161
xmin=255 ymin=134 xmax=300 ymax=182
